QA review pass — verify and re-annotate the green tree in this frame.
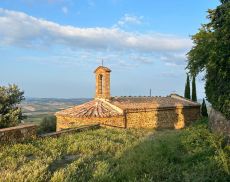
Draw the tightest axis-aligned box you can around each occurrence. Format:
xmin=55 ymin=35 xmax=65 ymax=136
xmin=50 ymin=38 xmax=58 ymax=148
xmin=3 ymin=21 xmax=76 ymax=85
xmin=38 ymin=115 xmax=56 ymax=134
xmin=0 ymin=84 xmax=25 ymax=128
xmin=184 ymin=74 xmax=191 ymax=99
xmin=192 ymin=76 xmax=197 ymax=101
xmin=201 ymin=99 xmax=208 ymax=117
xmin=187 ymin=0 xmax=230 ymax=119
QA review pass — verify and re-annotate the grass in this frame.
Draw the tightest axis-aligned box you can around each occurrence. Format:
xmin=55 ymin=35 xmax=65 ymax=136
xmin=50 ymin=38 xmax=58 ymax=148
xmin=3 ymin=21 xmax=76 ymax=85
xmin=0 ymin=118 xmax=229 ymax=181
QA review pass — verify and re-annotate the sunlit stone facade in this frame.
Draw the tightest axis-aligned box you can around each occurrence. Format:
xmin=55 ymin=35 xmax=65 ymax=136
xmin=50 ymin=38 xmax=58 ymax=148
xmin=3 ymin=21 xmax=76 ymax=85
xmin=56 ymin=66 xmax=200 ymax=131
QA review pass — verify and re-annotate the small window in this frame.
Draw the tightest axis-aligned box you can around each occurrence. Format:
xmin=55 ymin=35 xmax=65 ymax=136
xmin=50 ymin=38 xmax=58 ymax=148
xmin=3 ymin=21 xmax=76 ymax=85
xmin=98 ymin=74 xmax=103 ymax=94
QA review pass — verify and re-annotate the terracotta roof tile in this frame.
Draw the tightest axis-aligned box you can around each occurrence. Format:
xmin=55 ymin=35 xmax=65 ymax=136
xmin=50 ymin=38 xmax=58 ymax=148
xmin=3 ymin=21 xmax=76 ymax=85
xmin=56 ymin=94 xmax=200 ymax=118
xmin=94 ymin=66 xmax=111 ymax=73
xmin=110 ymin=95 xmax=200 ymax=110
xmin=56 ymin=99 xmax=123 ymax=118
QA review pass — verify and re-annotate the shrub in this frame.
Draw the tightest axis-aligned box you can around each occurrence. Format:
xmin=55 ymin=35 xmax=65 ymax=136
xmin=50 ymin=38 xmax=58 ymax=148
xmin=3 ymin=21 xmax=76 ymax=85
xmin=0 ymin=84 xmax=25 ymax=128
xmin=181 ymin=118 xmax=230 ymax=176
xmin=38 ymin=115 xmax=56 ymax=134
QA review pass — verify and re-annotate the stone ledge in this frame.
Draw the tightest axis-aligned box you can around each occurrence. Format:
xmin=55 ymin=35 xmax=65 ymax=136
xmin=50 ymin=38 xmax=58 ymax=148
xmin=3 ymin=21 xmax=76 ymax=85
xmin=39 ymin=124 xmax=100 ymax=138
xmin=0 ymin=124 xmax=37 ymax=132
xmin=0 ymin=124 xmax=37 ymax=143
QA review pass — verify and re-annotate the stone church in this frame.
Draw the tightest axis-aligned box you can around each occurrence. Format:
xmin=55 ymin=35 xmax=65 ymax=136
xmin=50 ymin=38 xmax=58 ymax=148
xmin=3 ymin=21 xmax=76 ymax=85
xmin=56 ymin=66 xmax=200 ymax=131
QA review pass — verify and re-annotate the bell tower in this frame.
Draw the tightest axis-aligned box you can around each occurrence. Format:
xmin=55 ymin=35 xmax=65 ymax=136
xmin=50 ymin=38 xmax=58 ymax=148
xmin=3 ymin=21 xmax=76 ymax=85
xmin=94 ymin=66 xmax=111 ymax=100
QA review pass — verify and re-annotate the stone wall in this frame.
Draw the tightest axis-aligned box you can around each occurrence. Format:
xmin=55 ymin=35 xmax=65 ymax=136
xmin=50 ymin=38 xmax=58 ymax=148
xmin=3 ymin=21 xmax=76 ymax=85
xmin=183 ymin=107 xmax=201 ymax=124
xmin=209 ymin=108 xmax=230 ymax=138
xmin=56 ymin=115 xmax=125 ymax=131
xmin=0 ymin=124 xmax=37 ymax=143
xmin=125 ymin=106 xmax=200 ymax=129
xmin=125 ymin=109 xmax=158 ymax=128
xmin=56 ymin=106 xmax=200 ymax=130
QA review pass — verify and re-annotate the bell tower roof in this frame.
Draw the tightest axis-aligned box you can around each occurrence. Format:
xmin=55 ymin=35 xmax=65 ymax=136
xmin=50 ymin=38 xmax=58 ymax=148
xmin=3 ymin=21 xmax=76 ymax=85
xmin=94 ymin=66 xmax=111 ymax=73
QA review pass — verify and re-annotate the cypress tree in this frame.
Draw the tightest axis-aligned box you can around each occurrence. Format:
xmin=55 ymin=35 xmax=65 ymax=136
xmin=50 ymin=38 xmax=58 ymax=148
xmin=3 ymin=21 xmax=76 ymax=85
xmin=201 ymin=99 xmax=208 ymax=117
xmin=192 ymin=76 xmax=197 ymax=101
xmin=184 ymin=74 xmax=191 ymax=99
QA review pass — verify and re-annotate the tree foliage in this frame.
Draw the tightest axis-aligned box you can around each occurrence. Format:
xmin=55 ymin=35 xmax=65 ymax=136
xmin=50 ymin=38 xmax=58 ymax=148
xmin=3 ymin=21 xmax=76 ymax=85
xmin=38 ymin=115 xmax=56 ymax=134
xmin=201 ymin=99 xmax=208 ymax=117
xmin=184 ymin=74 xmax=191 ymax=99
xmin=0 ymin=84 xmax=25 ymax=128
xmin=187 ymin=0 xmax=230 ymax=119
xmin=192 ymin=76 xmax=197 ymax=102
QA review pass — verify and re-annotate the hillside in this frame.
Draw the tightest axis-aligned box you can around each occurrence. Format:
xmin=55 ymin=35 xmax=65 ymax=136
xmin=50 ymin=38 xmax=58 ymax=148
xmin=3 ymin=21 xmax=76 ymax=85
xmin=21 ymin=98 xmax=92 ymax=123
xmin=0 ymin=119 xmax=229 ymax=181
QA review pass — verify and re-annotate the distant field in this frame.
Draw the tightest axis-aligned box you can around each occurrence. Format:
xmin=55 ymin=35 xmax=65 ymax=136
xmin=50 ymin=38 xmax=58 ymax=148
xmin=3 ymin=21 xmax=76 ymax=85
xmin=21 ymin=98 xmax=92 ymax=124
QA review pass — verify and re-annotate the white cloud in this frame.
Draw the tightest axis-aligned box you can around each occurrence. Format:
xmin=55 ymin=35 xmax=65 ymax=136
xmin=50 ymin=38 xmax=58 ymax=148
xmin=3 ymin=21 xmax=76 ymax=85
xmin=0 ymin=8 xmax=192 ymax=66
xmin=0 ymin=9 xmax=191 ymax=52
xmin=62 ymin=6 xmax=68 ymax=14
xmin=116 ymin=14 xmax=143 ymax=27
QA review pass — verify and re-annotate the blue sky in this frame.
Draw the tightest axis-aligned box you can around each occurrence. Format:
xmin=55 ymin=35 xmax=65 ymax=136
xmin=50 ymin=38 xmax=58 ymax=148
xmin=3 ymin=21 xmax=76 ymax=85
xmin=0 ymin=0 xmax=220 ymax=98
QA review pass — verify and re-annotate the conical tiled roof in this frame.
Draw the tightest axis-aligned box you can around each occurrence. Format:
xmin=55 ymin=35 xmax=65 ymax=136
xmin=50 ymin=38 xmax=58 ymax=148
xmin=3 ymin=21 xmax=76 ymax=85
xmin=56 ymin=99 xmax=123 ymax=118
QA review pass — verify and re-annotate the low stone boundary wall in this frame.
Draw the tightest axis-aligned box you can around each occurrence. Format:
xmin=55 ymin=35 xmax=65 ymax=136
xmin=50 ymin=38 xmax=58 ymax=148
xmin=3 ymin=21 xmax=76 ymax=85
xmin=39 ymin=124 xmax=100 ymax=138
xmin=0 ymin=124 xmax=37 ymax=143
xmin=209 ymin=108 xmax=230 ymax=139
